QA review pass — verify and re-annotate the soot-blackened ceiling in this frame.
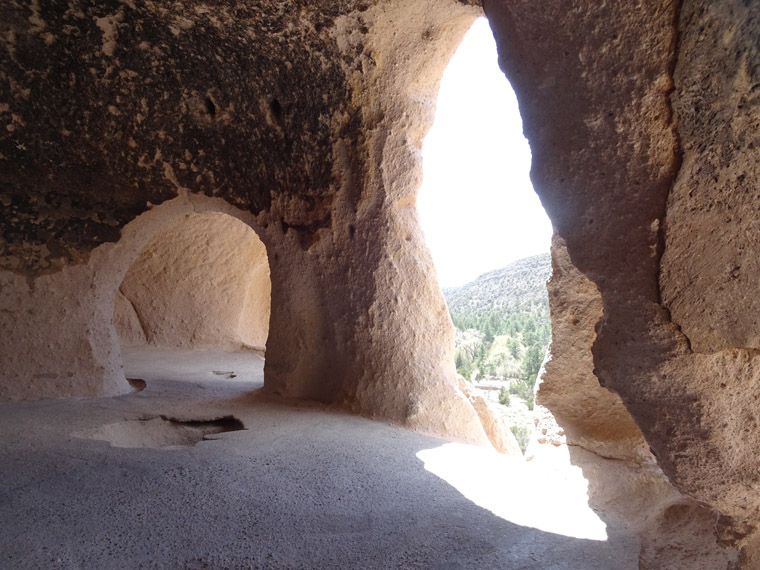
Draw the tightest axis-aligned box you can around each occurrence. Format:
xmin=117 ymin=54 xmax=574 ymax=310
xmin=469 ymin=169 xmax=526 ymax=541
xmin=0 ymin=0 xmax=378 ymax=274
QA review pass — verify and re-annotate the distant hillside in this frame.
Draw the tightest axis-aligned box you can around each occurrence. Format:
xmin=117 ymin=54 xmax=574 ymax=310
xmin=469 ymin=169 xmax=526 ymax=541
xmin=444 ymin=253 xmax=551 ymax=327
xmin=445 ymin=253 xmax=552 ymax=453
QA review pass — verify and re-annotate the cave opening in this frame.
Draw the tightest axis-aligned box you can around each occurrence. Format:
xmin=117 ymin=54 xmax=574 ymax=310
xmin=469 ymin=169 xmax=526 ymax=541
xmin=412 ymin=13 xmax=709 ymax=555
xmin=417 ymin=17 xmax=553 ymax=455
xmin=114 ymin=211 xmax=271 ymax=389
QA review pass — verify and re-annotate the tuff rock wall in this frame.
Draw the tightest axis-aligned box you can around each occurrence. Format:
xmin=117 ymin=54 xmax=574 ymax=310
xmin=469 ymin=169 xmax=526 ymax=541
xmin=116 ymin=211 xmax=271 ymax=352
xmin=0 ymin=0 xmax=491 ymax=446
xmin=531 ymin=235 xmax=737 ymax=568
xmin=485 ymin=0 xmax=760 ymax=563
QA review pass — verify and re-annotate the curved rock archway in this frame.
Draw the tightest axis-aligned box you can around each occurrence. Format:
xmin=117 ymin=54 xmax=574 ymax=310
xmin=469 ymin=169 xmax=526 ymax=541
xmin=0 ymin=191 xmax=270 ymax=399
xmin=116 ymin=211 xmax=271 ymax=353
xmin=0 ymin=0 xmax=493 ymax=445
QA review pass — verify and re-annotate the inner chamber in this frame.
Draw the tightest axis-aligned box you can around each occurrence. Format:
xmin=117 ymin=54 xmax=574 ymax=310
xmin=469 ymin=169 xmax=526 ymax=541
xmin=114 ymin=211 xmax=271 ymax=384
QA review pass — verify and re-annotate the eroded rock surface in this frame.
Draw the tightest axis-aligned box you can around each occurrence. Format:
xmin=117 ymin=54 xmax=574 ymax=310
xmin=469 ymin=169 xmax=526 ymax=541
xmin=538 ymin=236 xmax=646 ymax=461
xmin=661 ymin=1 xmax=760 ymax=354
xmin=0 ymin=0 xmax=493 ymax=448
xmin=0 ymin=0 xmax=360 ymax=275
xmin=459 ymin=376 xmax=521 ymax=456
xmin=532 ymin=236 xmax=738 ymax=568
xmin=114 ymin=289 xmax=147 ymax=347
xmin=485 ymin=0 xmax=760 ymax=562
xmin=117 ymin=212 xmax=270 ymax=352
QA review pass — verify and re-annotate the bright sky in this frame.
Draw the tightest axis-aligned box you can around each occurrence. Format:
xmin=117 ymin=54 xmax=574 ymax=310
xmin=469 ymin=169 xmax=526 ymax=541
xmin=416 ymin=18 xmax=553 ymax=288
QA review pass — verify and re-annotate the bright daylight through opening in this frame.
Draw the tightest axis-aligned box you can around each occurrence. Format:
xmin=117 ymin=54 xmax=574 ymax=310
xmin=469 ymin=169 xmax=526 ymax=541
xmin=417 ymin=18 xmax=552 ymax=290
xmin=416 ymin=18 xmax=607 ymax=541
xmin=417 ymin=17 xmax=553 ymax=453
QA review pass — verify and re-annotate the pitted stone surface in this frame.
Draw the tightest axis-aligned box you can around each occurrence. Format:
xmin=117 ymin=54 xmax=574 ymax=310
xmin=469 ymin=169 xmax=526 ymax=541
xmin=0 ymin=0 xmax=362 ymax=275
xmin=117 ymin=212 xmax=271 ymax=352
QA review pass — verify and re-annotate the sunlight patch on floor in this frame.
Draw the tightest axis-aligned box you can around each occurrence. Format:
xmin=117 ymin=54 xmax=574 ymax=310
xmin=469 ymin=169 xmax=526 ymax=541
xmin=417 ymin=442 xmax=608 ymax=541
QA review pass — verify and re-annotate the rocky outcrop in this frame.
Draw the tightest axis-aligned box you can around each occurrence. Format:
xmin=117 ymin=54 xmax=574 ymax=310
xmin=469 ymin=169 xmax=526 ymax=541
xmin=537 ymin=235 xmax=646 ymax=461
xmin=459 ymin=376 xmax=522 ymax=456
xmin=531 ymin=235 xmax=738 ymax=567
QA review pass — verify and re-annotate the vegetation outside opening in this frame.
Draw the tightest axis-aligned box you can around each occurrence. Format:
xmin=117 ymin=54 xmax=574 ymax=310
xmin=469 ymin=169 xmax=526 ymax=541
xmin=417 ymin=18 xmax=553 ymax=453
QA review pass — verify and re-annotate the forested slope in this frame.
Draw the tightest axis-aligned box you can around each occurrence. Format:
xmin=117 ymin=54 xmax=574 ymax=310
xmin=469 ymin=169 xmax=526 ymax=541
xmin=443 ymin=253 xmax=552 ymax=450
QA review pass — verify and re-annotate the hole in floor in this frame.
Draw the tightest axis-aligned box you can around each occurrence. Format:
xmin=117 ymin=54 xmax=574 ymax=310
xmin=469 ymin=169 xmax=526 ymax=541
xmin=126 ymin=377 xmax=147 ymax=392
xmin=212 ymin=370 xmax=237 ymax=379
xmin=74 ymin=415 xmax=246 ymax=449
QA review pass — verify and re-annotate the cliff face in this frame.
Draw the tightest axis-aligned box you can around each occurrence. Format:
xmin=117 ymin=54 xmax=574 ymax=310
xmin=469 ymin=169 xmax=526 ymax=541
xmin=2 ymin=0 xmax=760 ymax=563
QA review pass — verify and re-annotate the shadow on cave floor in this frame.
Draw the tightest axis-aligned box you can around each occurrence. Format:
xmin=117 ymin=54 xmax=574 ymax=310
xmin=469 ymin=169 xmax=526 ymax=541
xmin=0 ymin=375 xmax=640 ymax=570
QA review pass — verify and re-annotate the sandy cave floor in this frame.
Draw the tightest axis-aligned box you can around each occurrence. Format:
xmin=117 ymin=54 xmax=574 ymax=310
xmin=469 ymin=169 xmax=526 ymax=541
xmin=0 ymin=347 xmax=640 ymax=569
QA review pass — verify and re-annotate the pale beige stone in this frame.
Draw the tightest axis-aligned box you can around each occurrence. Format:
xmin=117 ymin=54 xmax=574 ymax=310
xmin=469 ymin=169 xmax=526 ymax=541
xmin=0 ymin=192 xmax=267 ymax=400
xmin=538 ymin=235 xmax=648 ymax=461
xmin=458 ymin=376 xmax=522 ymax=456
xmin=113 ymin=289 xmax=147 ymax=347
xmin=118 ymin=212 xmax=270 ymax=352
